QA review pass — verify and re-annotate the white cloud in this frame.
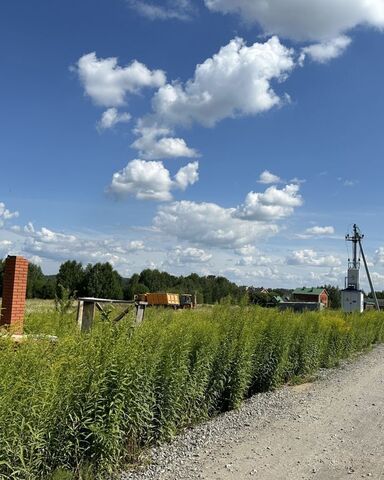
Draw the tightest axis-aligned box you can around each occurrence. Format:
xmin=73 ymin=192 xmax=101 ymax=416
xmin=305 ymin=226 xmax=335 ymax=236
xmin=151 ymin=36 xmax=295 ymax=127
xmin=144 ymin=137 xmax=197 ymax=159
xmin=21 ymin=225 xmax=145 ymax=267
xmin=167 ymin=246 xmax=212 ymax=266
xmin=301 ymin=36 xmax=352 ymax=63
xmin=374 ymin=247 xmax=384 ymax=266
xmin=235 ymin=244 xmax=256 ymax=256
xmin=108 ymin=159 xmax=199 ymax=201
xmin=132 ymin=120 xmax=199 ymax=159
xmin=306 ymin=267 xmax=345 ymax=285
xmin=154 ymin=181 xmax=303 ymax=249
xmin=35 ymin=226 xmax=77 ymax=244
xmin=154 ymin=200 xmax=279 ymax=249
xmin=75 ymin=52 xmax=166 ymax=107
xmin=27 ymin=255 xmax=43 ymax=265
xmin=371 ymin=271 xmax=384 ymax=288
xmin=204 ymin=0 xmax=384 ymax=42
xmin=258 ymin=170 xmax=282 ymax=184
xmin=98 ymin=108 xmax=131 ymax=130
xmin=235 ymin=183 xmax=303 ymax=221
xmin=343 ymin=179 xmax=359 ymax=187
xmin=0 ymin=202 xmax=19 ymax=227
xmin=24 ymin=222 xmax=35 ymax=234
xmin=174 ymin=161 xmax=199 ymax=190
xmin=236 ymin=251 xmax=276 ymax=267
xmin=128 ymin=0 xmax=195 ymax=20
xmin=0 ymin=240 xmax=12 ymax=247
xmin=287 ymin=249 xmax=342 ymax=267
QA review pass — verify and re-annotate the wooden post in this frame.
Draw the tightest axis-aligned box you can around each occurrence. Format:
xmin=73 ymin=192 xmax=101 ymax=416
xmin=77 ymin=300 xmax=95 ymax=332
xmin=135 ymin=302 xmax=146 ymax=324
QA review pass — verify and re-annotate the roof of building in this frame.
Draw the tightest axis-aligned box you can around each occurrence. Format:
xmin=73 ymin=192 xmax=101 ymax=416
xmin=292 ymin=287 xmax=327 ymax=296
xmin=272 ymin=295 xmax=284 ymax=303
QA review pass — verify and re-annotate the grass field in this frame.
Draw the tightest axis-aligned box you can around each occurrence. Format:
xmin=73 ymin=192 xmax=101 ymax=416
xmin=0 ymin=302 xmax=383 ymax=479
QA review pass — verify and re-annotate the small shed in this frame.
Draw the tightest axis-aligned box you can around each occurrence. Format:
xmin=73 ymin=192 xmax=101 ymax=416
xmin=292 ymin=287 xmax=328 ymax=307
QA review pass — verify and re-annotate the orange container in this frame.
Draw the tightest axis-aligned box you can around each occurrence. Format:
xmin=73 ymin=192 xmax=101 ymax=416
xmin=146 ymin=293 xmax=180 ymax=306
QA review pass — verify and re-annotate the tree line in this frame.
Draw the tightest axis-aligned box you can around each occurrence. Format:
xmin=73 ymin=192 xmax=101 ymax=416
xmin=0 ymin=259 xmax=346 ymax=307
xmin=0 ymin=260 xmax=247 ymax=304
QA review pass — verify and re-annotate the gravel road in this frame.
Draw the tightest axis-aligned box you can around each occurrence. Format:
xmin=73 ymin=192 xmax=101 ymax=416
xmin=122 ymin=345 xmax=384 ymax=480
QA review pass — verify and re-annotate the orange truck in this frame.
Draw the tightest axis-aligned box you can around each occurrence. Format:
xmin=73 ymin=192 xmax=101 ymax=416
xmin=135 ymin=292 xmax=195 ymax=309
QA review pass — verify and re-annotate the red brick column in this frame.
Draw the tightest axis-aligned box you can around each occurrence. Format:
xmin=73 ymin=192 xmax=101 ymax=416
xmin=0 ymin=256 xmax=29 ymax=334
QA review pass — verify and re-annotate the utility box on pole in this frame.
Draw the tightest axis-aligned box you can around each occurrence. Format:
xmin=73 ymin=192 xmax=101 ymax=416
xmin=341 ymin=288 xmax=364 ymax=313
xmin=341 ymin=224 xmax=379 ymax=313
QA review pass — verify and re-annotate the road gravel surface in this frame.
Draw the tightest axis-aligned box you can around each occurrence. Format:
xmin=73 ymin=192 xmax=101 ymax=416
xmin=123 ymin=345 xmax=384 ymax=480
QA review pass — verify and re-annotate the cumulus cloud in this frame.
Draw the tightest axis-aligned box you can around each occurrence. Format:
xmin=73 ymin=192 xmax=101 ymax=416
xmin=374 ymin=247 xmax=384 ymax=266
xmin=305 ymin=226 xmax=335 ymax=236
xmin=204 ymin=0 xmax=384 ymax=42
xmin=21 ymin=224 xmax=145 ymax=266
xmin=167 ymin=246 xmax=212 ymax=266
xmin=287 ymin=249 xmax=342 ymax=267
xmin=0 ymin=202 xmax=19 ymax=227
xmin=108 ymin=159 xmax=199 ymax=201
xmin=128 ymin=0 xmax=195 ymax=20
xmin=151 ymin=36 xmax=295 ymax=127
xmin=0 ymin=239 xmax=13 ymax=255
xmin=235 ymin=244 xmax=256 ymax=256
xmin=131 ymin=120 xmax=199 ymax=159
xmin=235 ymin=251 xmax=277 ymax=267
xmin=75 ymin=52 xmax=166 ymax=107
xmin=174 ymin=161 xmax=199 ymax=190
xmin=301 ymin=36 xmax=352 ymax=63
xmin=235 ymin=183 xmax=303 ymax=221
xmin=154 ymin=179 xmax=303 ymax=249
xmin=371 ymin=271 xmax=384 ymax=287
xmin=98 ymin=108 xmax=131 ymax=130
xmin=154 ymin=200 xmax=279 ymax=249
xmin=258 ymin=170 xmax=282 ymax=184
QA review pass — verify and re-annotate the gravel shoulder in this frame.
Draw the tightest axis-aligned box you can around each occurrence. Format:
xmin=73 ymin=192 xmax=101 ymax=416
xmin=122 ymin=345 xmax=384 ymax=480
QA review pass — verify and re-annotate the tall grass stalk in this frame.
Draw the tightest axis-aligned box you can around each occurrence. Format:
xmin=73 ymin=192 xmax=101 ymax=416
xmin=0 ymin=306 xmax=383 ymax=478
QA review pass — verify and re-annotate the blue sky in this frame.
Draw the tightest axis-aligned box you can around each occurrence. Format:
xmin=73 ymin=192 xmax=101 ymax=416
xmin=1 ymin=0 xmax=384 ymax=289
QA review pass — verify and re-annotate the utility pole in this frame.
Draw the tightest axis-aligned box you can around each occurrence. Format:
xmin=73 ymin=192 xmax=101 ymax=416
xmin=345 ymin=224 xmax=380 ymax=311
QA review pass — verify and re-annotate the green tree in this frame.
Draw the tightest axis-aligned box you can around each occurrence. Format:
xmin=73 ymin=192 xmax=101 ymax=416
xmin=123 ymin=273 xmax=149 ymax=299
xmin=83 ymin=263 xmax=123 ymax=299
xmin=40 ymin=277 xmax=56 ymax=299
xmin=26 ymin=263 xmax=46 ymax=299
xmin=56 ymin=260 xmax=84 ymax=297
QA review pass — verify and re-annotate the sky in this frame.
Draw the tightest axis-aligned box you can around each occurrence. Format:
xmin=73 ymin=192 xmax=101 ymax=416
xmin=1 ymin=0 xmax=384 ymax=289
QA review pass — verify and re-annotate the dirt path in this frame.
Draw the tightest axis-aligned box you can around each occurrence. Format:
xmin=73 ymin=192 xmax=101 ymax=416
xmin=195 ymin=347 xmax=384 ymax=480
xmin=126 ymin=345 xmax=384 ymax=480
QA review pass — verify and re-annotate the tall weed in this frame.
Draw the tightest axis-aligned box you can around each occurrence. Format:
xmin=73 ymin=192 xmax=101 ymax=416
xmin=0 ymin=306 xmax=383 ymax=478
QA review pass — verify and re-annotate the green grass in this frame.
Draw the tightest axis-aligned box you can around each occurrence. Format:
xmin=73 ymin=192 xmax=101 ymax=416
xmin=0 ymin=305 xmax=384 ymax=479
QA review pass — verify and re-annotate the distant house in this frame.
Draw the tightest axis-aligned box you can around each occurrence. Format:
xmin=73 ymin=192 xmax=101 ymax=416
xmin=266 ymin=295 xmax=284 ymax=308
xmin=292 ymin=287 xmax=328 ymax=307
xmin=271 ymin=295 xmax=284 ymax=304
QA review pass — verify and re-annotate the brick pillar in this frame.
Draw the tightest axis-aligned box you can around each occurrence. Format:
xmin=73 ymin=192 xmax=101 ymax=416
xmin=0 ymin=256 xmax=29 ymax=334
